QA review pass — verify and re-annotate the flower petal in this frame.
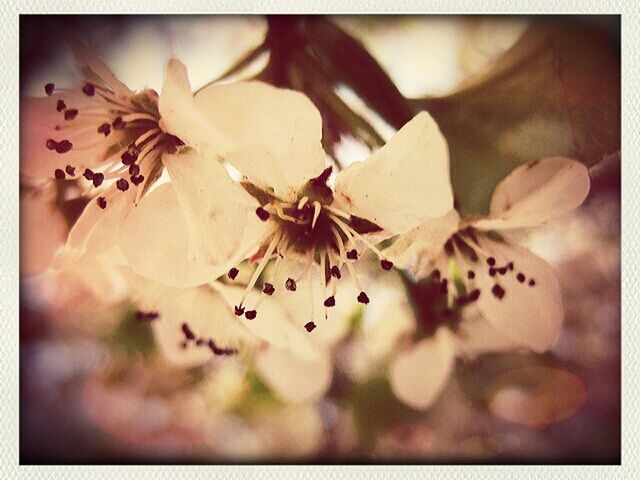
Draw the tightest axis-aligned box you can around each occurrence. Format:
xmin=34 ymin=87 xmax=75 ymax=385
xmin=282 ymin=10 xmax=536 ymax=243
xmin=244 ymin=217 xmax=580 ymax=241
xmin=56 ymin=185 xmax=135 ymax=267
xmin=473 ymin=157 xmax=590 ymax=231
xmin=256 ymin=347 xmax=332 ymax=403
xmin=118 ymin=183 xmax=227 ymax=287
xmin=333 ymin=111 xmax=453 ymax=234
xmin=159 ymin=59 xmax=231 ymax=159
xmin=132 ymin=279 xmax=257 ymax=368
xmin=389 ymin=327 xmax=455 ymax=410
xmin=195 ymin=81 xmax=326 ymax=201
xmin=455 ymin=309 xmax=523 ymax=358
xmin=162 ymin=148 xmax=265 ymax=267
xmin=383 ymin=209 xmax=460 ymax=272
xmin=20 ymin=190 xmax=68 ymax=276
xmin=68 ymin=36 xmax=133 ymax=99
xmin=20 ymin=95 xmax=129 ymax=178
xmin=474 ymin=240 xmax=563 ymax=353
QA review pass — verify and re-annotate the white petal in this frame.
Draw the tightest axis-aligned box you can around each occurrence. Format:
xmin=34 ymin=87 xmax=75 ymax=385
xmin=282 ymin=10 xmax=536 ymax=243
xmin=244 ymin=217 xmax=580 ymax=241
xmin=455 ymin=309 xmax=523 ymax=358
xmin=256 ymin=347 xmax=332 ymax=403
xmin=195 ymin=81 xmax=326 ymax=201
xmin=333 ymin=111 xmax=453 ymax=234
xmin=68 ymin=36 xmax=133 ymax=99
xmin=118 ymin=183 xmax=227 ymax=287
xmin=212 ymin=283 xmax=321 ymax=362
xmin=132 ymin=279 xmax=256 ymax=368
xmin=389 ymin=327 xmax=455 ymax=410
xmin=162 ymin=148 xmax=265 ymax=266
xmin=474 ymin=240 xmax=563 ymax=353
xmin=383 ymin=209 xmax=460 ymax=272
xmin=58 ymin=186 xmax=135 ymax=266
xmin=159 ymin=59 xmax=231 ymax=159
xmin=474 ymin=157 xmax=590 ymax=231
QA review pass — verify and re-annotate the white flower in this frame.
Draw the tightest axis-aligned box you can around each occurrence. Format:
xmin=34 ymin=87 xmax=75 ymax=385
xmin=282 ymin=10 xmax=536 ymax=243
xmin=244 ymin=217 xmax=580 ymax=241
xmin=22 ymin=38 xmax=228 ymax=265
xmin=384 ymin=156 xmax=591 ymax=409
xmin=120 ymin=82 xmax=453 ymax=332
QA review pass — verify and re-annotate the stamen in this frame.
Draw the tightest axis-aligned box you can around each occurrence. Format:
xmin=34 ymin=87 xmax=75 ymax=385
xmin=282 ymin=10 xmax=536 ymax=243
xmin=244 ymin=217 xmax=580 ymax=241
xmin=54 ymin=169 xmax=65 ymax=180
xmin=92 ymin=172 xmax=105 ymax=187
xmin=491 ymin=284 xmax=505 ymax=299
xmin=304 ymin=321 xmax=317 ymax=332
xmin=324 ymin=296 xmax=336 ymax=307
xmin=228 ymin=268 xmax=239 ymax=280
xmin=380 ymin=259 xmax=393 ymax=270
xmin=65 ymin=165 xmax=75 ymax=176
xmin=245 ymin=310 xmax=257 ymax=320
xmin=297 ymin=196 xmax=309 ymax=210
xmin=237 ymin=232 xmax=281 ymax=308
xmin=55 ymin=140 xmax=73 ymax=153
xmin=97 ymin=197 xmax=107 ymax=209
xmin=64 ymin=108 xmax=79 ymax=121
xmin=357 ymin=292 xmax=370 ymax=304
xmin=262 ymin=283 xmax=275 ymax=295
xmin=181 ymin=323 xmax=196 ymax=340
xmin=56 ymin=100 xmax=66 ymax=112
xmin=330 ymin=265 xmax=341 ymax=279
xmin=234 ymin=305 xmax=245 ymax=316
xmin=255 ymin=207 xmax=270 ymax=221
xmin=82 ymin=83 xmax=95 ymax=96
xmin=528 ymin=279 xmax=536 ymax=287
xmin=311 ymin=201 xmax=322 ymax=230
xmin=346 ymin=249 xmax=358 ymax=260
xmin=517 ymin=273 xmax=525 ymax=283
xmin=285 ymin=278 xmax=297 ymax=291
xmin=116 ymin=179 xmax=129 ymax=191
xmin=487 ymin=257 xmax=496 ymax=266
xmin=44 ymin=83 xmax=54 ymax=96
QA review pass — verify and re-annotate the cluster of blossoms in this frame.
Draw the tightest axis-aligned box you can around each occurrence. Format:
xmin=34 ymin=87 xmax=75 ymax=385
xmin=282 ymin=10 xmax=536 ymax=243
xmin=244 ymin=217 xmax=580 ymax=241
xmin=21 ymin=38 xmax=590 ymax=411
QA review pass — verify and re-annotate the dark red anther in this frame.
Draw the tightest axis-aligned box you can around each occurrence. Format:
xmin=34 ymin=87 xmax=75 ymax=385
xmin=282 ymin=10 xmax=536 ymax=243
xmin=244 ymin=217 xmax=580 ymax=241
xmin=97 ymin=123 xmax=111 ymax=137
xmin=116 ymin=178 xmax=129 ymax=192
xmin=195 ymin=339 xmax=205 ymax=346
xmin=507 ymin=262 xmax=514 ymax=271
xmin=323 ymin=296 xmax=335 ymax=307
xmin=112 ymin=116 xmax=125 ymax=129
xmin=83 ymin=168 xmax=94 ymax=180
xmin=44 ymin=83 xmax=55 ymax=96
xmin=285 ymin=278 xmax=297 ymax=291
xmin=245 ymin=310 xmax=257 ymax=320
xmin=97 ymin=196 xmax=107 ymax=209
xmin=121 ymin=151 xmax=135 ymax=165
xmin=491 ymin=284 xmax=506 ymax=300
xmin=330 ymin=266 xmax=341 ymax=279
xmin=131 ymin=175 xmax=144 ymax=186
xmin=517 ymin=273 xmax=525 ymax=283
xmin=468 ymin=289 xmax=481 ymax=302
xmin=228 ymin=268 xmax=239 ymax=280
xmin=129 ymin=164 xmax=140 ymax=176
xmin=304 ymin=321 xmax=317 ymax=332
xmin=487 ymin=257 xmax=496 ymax=266
xmin=46 ymin=139 xmax=57 ymax=150
xmin=92 ymin=172 xmax=105 ymax=187
xmin=56 ymin=99 xmax=66 ymax=112
xmin=528 ymin=279 xmax=536 ymax=287
xmin=255 ymin=207 xmax=270 ymax=221
xmin=488 ymin=268 xmax=497 ymax=277
xmin=65 ymin=165 xmax=75 ymax=176
xmin=497 ymin=267 xmax=508 ymax=275
xmin=380 ymin=259 xmax=393 ymax=270
xmin=346 ymin=249 xmax=358 ymax=260
xmin=64 ymin=108 xmax=78 ymax=120
xmin=180 ymin=341 xmax=188 ymax=349
xmin=55 ymin=139 xmax=73 ymax=153
xmin=82 ymin=83 xmax=95 ymax=96
xmin=234 ymin=305 xmax=244 ymax=316
xmin=54 ymin=169 xmax=65 ymax=180
xmin=467 ymin=270 xmax=475 ymax=279
xmin=181 ymin=322 xmax=195 ymax=340
xmin=263 ymin=283 xmax=275 ymax=295
xmin=357 ymin=291 xmax=370 ymax=304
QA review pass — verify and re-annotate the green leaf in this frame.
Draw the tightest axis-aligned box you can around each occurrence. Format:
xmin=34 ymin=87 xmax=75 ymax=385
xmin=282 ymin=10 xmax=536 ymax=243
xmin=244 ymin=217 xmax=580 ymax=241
xmin=416 ymin=20 xmax=620 ymax=216
xmin=108 ymin=308 xmax=155 ymax=358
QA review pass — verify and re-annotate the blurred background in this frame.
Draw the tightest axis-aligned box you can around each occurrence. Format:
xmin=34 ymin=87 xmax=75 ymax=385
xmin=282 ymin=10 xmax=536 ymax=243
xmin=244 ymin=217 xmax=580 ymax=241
xmin=20 ymin=15 xmax=620 ymax=463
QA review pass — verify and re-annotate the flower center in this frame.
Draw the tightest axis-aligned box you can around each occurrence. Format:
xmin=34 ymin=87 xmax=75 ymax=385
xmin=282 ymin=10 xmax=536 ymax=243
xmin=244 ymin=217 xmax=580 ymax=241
xmin=45 ymin=82 xmax=183 ymax=210
xmin=227 ymin=167 xmax=395 ymax=331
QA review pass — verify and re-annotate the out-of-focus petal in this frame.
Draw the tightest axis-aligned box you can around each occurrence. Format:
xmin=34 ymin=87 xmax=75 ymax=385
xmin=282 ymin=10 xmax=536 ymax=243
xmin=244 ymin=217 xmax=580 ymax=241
xmin=20 ymin=190 xmax=68 ymax=276
xmin=162 ymin=148 xmax=265 ymax=267
xmin=454 ymin=309 xmax=523 ymax=358
xmin=383 ymin=209 xmax=460 ymax=272
xmin=389 ymin=327 xmax=456 ymax=410
xmin=474 ymin=240 xmax=563 ymax=353
xmin=159 ymin=59 xmax=231 ymax=159
xmin=256 ymin=347 xmax=332 ymax=403
xmin=334 ymin=112 xmax=453 ymax=234
xmin=118 ymin=183 xmax=227 ymax=287
xmin=68 ymin=36 xmax=133 ymax=98
xmin=132 ymin=279 xmax=257 ymax=368
xmin=195 ymin=81 xmax=326 ymax=201
xmin=473 ymin=157 xmax=590 ymax=231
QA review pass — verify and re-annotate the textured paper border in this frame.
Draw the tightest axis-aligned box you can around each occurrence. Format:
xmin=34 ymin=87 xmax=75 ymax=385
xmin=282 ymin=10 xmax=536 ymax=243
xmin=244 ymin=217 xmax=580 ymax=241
xmin=3 ymin=2 xmax=631 ymax=478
